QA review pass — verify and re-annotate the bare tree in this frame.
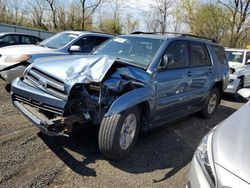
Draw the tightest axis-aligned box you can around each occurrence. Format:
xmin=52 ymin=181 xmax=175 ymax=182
xmin=79 ymin=0 xmax=102 ymax=30
xmin=218 ymin=0 xmax=250 ymax=47
xmin=152 ymin=0 xmax=172 ymax=34
xmin=45 ymin=0 xmax=57 ymax=30
xmin=142 ymin=11 xmax=158 ymax=32
xmin=28 ymin=0 xmax=48 ymax=30
xmin=123 ymin=14 xmax=139 ymax=34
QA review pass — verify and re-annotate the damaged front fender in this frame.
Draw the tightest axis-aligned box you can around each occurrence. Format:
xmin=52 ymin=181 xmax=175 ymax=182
xmin=105 ymin=87 xmax=154 ymax=117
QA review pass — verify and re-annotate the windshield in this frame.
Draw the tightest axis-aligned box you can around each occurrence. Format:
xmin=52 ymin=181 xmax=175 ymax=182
xmin=39 ymin=32 xmax=78 ymax=49
xmin=226 ymin=51 xmax=244 ymax=64
xmin=92 ymin=36 xmax=165 ymax=68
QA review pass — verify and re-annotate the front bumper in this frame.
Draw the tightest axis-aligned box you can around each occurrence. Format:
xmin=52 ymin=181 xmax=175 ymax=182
xmin=224 ymin=74 xmax=240 ymax=94
xmin=11 ymin=78 xmax=68 ymax=136
xmin=187 ymin=156 xmax=211 ymax=188
xmin=13 ymin=100 xmax=67 ymax=136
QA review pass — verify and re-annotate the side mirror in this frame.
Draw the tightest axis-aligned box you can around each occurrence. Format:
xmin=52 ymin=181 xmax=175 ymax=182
xmin=162 ymin=55 xmax=169 ymax=68
xmin=237 ymin=88 xmax=250 ymax=100
xmin=160 ymin=54 xmax=174 ymax=69
xmin=69 ymin=45 xmax=81 ymax=52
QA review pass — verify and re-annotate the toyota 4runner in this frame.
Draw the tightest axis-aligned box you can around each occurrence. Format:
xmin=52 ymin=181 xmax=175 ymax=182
xmin=11 ymin=32 xmax=229 ymax=160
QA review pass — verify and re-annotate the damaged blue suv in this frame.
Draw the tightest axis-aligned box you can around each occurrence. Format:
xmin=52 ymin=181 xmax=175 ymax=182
xmin=11 ymin=32 xmax=229 ymax=160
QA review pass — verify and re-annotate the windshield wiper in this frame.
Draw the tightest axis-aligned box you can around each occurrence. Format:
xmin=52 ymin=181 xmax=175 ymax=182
xmin=116 ymin=57 xmax=135 ymax=63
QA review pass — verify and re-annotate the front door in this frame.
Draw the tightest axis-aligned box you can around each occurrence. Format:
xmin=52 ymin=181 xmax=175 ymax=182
xmin=155 ymin=40 xmax=192 ymax=121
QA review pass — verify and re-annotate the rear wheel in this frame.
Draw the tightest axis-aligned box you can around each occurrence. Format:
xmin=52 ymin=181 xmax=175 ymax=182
xmin=98 ymin=107 xmax=140 ymax=160
xmin=200 ymin=87 xmax=220 ymax=118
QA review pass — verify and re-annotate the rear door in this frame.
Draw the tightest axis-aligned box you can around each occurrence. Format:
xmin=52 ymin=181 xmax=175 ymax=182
xmin=155 ymin=40 xmax=192 ymax=120
xmin=188 ymin=41 xmax=214 ymax=105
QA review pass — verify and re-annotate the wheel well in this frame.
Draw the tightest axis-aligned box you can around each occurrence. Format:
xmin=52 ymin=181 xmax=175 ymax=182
xmin=138 ymin=101 xmax=150 ymax=131
xmin=213 ymin=81 xmax=223 ymax=95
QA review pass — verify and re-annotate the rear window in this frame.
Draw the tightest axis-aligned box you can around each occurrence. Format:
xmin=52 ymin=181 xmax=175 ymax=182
xmin=190 ymin=42 xmax=211 ymax=67
xmin=212 ymin=45 xmax=227 ymax=65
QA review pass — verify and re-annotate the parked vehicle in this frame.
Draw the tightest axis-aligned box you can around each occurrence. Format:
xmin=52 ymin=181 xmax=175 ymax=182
xmin=0 ymin=31 xmax=113 ymax=83
xmin=0 ymin=32 xmax=42 ymax=48
xmin=224 ymin=48 xmax=250 ymax=97
xmin=187 ymin=88 xmax=250 ymax=188
xmin=11 ymin=32 xmax=229 ymax=160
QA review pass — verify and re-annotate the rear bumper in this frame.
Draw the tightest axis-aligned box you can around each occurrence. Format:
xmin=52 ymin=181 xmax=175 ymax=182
xmin=224 ymin=74 xmax=240 ymax=94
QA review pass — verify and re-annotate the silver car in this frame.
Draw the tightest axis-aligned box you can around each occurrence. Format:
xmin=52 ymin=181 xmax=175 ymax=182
xmin=0 ymin=31 xmax=112 ymax=83
xmin=187 ymin=88 xmax=250 ymax=188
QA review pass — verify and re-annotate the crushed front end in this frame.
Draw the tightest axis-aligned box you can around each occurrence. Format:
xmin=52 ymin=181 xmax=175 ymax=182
xmin=11 ymin=56 xmax=148 ymax=136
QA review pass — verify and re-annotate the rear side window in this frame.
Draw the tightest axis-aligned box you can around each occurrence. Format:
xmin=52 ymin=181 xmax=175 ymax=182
xmin=212 ymin=45 xmax=227 ymax=65
xmin=164 ymin=41 xmax=189 ymax=69
xmin=190 ymin=42 xmax=211 ymax=67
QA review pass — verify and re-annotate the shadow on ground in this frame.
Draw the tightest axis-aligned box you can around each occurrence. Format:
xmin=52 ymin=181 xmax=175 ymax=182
xmin=38 ymin=104 xmax=239 ymax=182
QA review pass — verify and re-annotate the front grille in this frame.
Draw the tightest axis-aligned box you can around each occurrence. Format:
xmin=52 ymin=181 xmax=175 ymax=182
xmin=25 ymin=67 xmax=67 ymax=100
xmin=13 ymin=94 xmax=64 ymax=115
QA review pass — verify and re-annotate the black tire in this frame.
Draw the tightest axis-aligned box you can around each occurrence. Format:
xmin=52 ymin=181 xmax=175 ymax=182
xmin=5 ymin=83 xmax=11 ymax=93
xmin=98 ymin=106 xmax=140 ymax=160
xmin=200 ymin=87 xmax=220 ymax=119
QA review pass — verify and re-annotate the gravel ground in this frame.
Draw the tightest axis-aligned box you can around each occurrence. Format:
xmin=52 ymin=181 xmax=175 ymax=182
xmin=0 ymin=80 xmax=245 ymax=188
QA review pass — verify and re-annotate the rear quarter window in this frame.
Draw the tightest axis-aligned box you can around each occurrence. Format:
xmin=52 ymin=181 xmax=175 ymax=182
xmin=212 ymin=45 xmax=227 ymax=65
xmin=190 ymin=42 xmax=212 ymax=67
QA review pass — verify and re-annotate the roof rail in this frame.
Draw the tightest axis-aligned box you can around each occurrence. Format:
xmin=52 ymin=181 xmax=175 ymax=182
xmin=130 ymin=31 xmax=218 ymax=43
xmin=88 ymin=30 xmax=116 ymax=36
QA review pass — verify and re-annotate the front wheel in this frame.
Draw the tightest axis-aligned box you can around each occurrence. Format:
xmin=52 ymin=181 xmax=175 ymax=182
xmin=98 ymin=107 xmax=140 ymax=160
xmin=200 ymin=87 xmax=220 ymax=118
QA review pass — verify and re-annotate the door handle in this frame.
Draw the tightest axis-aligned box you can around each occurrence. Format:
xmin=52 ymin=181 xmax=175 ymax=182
xmin=208 ymin=68 xmax=212 ymax=73
xmin=187 ymin=71 xmax=192 ymax=77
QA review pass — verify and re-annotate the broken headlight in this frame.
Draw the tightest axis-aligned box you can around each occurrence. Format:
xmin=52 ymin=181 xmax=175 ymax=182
xmin=196 ymin=130 xmax=216 ymax=187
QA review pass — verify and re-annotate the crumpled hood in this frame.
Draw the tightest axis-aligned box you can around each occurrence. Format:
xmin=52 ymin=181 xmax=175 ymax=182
xmin=0 ymin=45 xmax=60 ymax=55
xmin=30 ymin=55 xmax=150 ymax=94
xmin=213 ymin=101 xmax=250 ymax=184
xmin=228 ymin=61 xmax=246 ymax=69
xmin=31 ymin=55 xmax=114 ymax=81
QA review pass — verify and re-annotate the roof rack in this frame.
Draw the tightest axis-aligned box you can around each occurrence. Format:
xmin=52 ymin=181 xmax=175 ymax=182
xmin=88 ymin=30 xmax=116 ymax=36
xmin=130 ymin=31 xmax=218 ymax=43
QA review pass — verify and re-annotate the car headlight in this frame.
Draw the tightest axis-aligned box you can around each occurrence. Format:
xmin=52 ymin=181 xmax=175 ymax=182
xmin=4 ymin=54 xmax=31 ymax=63
xmin=196 ymin=130 xmax=216 ymax=187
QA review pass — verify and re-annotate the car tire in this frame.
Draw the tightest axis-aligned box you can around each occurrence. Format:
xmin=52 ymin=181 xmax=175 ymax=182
xmin=200 ymin=87 xmax=220 ymax=119
xmin=98 ymin=106 xmax=140 ymax=160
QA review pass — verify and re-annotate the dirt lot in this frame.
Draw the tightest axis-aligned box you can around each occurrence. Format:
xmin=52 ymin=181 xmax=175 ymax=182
xmin=0 ymin=80 xmax=245 ymax=188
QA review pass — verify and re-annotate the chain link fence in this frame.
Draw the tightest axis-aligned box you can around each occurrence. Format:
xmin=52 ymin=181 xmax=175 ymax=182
xmin=0 ymin=23 xmax=55 ymax=39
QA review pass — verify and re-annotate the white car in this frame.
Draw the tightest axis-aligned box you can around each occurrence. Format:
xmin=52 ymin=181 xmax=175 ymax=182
xmin=187 ymin=88 xmax=250 ymax=188
xmin=224 ymin=48 xmax=250 ymax=97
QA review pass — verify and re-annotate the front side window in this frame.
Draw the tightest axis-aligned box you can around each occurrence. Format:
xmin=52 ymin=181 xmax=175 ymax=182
xmin=93 ymin=36 xmax=164 ymax=68
xmin=163 ymin=40 xmax=189 ymax=69
xmin=73 ymin=37 xmax=95 ymax=53
xmin=226 ymin=50 xmax=244 ymax=64
xmin=190 ymin=42 xmax=211 ymax=67
xmin=39 ymin=32 xmax=78 ymax=49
